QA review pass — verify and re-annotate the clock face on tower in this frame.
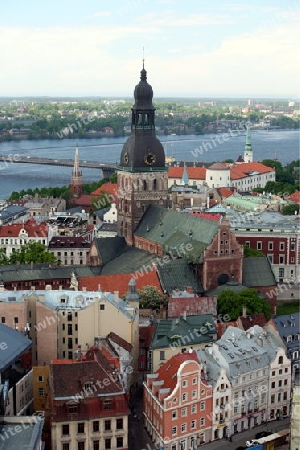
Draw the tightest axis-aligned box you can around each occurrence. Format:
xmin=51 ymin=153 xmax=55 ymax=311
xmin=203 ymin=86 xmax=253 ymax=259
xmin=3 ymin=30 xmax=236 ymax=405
xmin=144 ymin=152 xmax=156 ymax=166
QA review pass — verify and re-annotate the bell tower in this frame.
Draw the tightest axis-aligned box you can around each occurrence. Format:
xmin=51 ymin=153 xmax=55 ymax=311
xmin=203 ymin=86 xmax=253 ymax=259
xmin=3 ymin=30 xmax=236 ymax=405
xmin=117 ymin=64 xmax=168 ymax=245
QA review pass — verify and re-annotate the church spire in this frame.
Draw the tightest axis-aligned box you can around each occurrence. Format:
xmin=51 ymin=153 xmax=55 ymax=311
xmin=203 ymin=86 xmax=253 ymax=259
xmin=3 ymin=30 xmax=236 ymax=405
xmin=71 ymin=145 xmax=83 ymax=198
xmin=244 ymin=126 xmax=253 ymax=163
xmin=180 ymin=163 xmax=189 ymax=186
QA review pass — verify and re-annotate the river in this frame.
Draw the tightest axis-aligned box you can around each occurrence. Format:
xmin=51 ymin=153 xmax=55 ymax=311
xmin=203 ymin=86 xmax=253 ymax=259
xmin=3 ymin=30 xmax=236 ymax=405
xmin=0 ymin=129 xmax=298 ymax=200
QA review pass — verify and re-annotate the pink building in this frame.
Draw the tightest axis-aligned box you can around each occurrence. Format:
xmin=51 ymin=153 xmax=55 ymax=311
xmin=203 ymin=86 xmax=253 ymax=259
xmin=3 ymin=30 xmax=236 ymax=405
xmin=144 ymin=352 xmax=213 ymax=449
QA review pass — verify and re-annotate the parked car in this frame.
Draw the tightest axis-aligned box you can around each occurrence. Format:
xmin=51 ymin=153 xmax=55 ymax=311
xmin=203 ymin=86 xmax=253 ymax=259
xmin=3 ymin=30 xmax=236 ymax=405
xmin=246 ymin=440 xmax=260 ymax=447
xmin=255 ymin=431 xmax=272 ymax=439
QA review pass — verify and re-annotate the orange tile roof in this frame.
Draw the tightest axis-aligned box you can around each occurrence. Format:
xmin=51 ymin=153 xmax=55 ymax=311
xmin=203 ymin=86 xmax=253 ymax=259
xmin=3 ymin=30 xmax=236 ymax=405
xmin=230 ymin=162 xmax=274 ymax=180
xmin=73 ymin=194 xmax=93 ymax=206
xmin=156 ymin=352 xmax=199 ymax=392
xmin=0 ymin=220 xmax=48 ymax=238
xmin=286 ymin=191 xmax=300 ymax=204
xmin=78 ymin=271 xmax=162 ymax=296
xmin=218 ymin=187 xmax=234 ymax=198
xmin=91 ymin=183 xmax=118 ymax=197
xmin=168 ymin=167 xmax=206 ymax=180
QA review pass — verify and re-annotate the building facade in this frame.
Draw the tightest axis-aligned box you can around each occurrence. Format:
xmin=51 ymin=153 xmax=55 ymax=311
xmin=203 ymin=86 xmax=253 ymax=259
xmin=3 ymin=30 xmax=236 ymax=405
xmin=144 ymin=352 xmax=213 ymax=450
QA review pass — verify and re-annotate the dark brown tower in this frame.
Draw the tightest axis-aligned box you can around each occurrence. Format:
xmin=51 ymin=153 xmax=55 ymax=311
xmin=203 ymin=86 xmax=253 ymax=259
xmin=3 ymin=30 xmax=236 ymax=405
xmin=71 ymin=145 xmax=83 ymax=198
xmin=117 ymin=65 xmax=168 ymax=245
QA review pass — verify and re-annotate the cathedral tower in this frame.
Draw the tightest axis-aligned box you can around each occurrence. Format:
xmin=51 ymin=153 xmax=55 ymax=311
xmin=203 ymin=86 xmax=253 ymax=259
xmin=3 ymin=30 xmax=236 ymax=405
xmin=117 ymin=64 xmax=168 ymax=245
xmin=71 ymin=145 xmax=83 ymax=198
xmin=243 ymin=126 xmax=253 ymax=163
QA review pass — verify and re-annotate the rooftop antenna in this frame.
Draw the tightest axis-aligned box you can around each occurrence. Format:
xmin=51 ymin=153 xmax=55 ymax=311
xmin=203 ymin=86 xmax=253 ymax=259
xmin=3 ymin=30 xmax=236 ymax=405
xmin=142 ymin=46 xmax=145 ymax=68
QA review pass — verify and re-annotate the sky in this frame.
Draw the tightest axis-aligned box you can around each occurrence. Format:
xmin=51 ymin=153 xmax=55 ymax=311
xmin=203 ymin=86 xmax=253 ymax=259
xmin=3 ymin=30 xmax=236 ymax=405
xmin=0 ymin=0 xmax=299 ymax=98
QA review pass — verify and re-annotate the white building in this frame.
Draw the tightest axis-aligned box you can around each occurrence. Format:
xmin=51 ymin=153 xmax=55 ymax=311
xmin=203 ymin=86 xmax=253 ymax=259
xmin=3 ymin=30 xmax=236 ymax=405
xmin=205 ymin=163 xmax=231 ymax=189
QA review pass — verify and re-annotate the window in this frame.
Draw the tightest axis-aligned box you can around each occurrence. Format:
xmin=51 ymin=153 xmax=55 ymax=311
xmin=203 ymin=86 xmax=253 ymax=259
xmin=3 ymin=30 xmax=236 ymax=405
xmin=182 ymin=380 xmax=187 ymax=387
xmin=192 ymin=390 xmax=197 ymax=398
xmin=172 ymin=411 xmax=177 ymax=420
xmin=192 ymin=377 xmax=197 ymax=385
xmin=280 ymin=242 xmax=285 ymax=251
xmin=191 ymin=404 xmax=196 ymax=414
xmin=257 ymin=241 xmax=262 ymax=250
xmin=271 ymin=382 xmax=275 ymax=388
xmin=271 ymin=395 xmax=275 ymax=404
xmin=68 ymin=405 xmax=78 ymax=414
xmin=172 ymin=426 xmax=177 ymax=436
xmin=38 ymin=375 xmax=43 ymax=382
xmin=279 ymin=267 xmax=285 ymax=278
xmin=268 ymin=242 xmax=273 ymax=251
xmin=93 ymin=421 xmax=99 ymax=432
xmin=38 ymin=388 xmax=44 ymax=396
xmin=104 ymin=439 xmax=111 ymax=450
xmin=181 ymin=407 xmax=187 ymax=417
xmin=116 ymin=437 xmax=123 ymax=448
xmin=77 ymin=423 xmax=84 ymax=434
xmin=181 ymin=423 xmax=186 ymax=433
xmin=278 ymin=393 xmax=281 ymax=401
xmin=93 ymin=442 xmax=99 ymax=450
xmin=103 ymin=399 xmax=112 ymax=410
xmin=191 ymin=420 xmax=196 ymax=429
xmin=14 ymin=317 xmax=18 ymax=324
xmin=68 ymin=324 xmax=72 ymax=335
xmin=62 ymin=424 xmax=69 ymax=435
xmin=62 ymin=444 xmax=69 ymax=450
xmin=99 ymin=304 xmax=105 ymax=311
xmin=116 ymin=418 xmax=123 ymax=430
xmin=279 ymin=380 xmax=282 ymax=387
xmin=201 ymin=401 xmax=205 ymax=410
xmin=182 ymin=393 xmax=187 ymax=401
xmin=291 ymin=242 xmax=295 ymax=251
xmin=278 ymin=356 xmax=283 ymax=364
xmin=279 ymin=256 xmax=285 ymax=264
xmin=78 ymin=443 xmax=85 ymax=450
xmin=200 ymin=417 xmax=205 ymax=426
xmin=104 ymin=420 xmax=111 ymax=431
xmin=160 ymin=351 xmax=165 ymax=360
xmin=1 ymin=317 xmax=5 ymax=323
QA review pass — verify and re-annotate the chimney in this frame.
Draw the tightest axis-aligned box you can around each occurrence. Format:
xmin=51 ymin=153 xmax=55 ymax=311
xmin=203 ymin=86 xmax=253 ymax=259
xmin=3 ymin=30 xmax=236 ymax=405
xmin=82 ymin=286 xmax=87 ymax=292
xmin=183 ymin=310 xmax=187 ymax=321
xmin=242 ymin=306 xmax=247 ymax=318
xmin=59 ymin=285 xmax=62 ymax=290
xmin=114 ymin=291 xmax=119 ymax=301
xmin=45 ymin=285 xmax=52 ymax=290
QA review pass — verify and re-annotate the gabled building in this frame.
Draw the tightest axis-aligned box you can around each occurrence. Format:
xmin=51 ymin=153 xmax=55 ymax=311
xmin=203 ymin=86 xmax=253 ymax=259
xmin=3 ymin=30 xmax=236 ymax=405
xmin=49 ymin=358 xmax=129 ymax=450
xmin=149 ymin=314 xmax=217 ymax=372
xmin=272 ymin=313 xmax=300 ymax=376
xmin=48 ymin=236 xmax=91 ymax=266
xmin=197 ymin=325 xmax=291 ymax=438
xmin=144 ymin=352 xmax=213 ymax=449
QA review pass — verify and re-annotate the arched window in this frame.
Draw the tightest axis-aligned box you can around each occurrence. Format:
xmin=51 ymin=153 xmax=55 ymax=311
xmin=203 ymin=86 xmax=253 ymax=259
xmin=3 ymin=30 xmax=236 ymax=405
xmin=143 ymin=180 xmax=147 ymax=191
xmin=278 ymin=356 xmax=283 ymax=364
xmin=153 ymin=179 xmax=157 ymax=190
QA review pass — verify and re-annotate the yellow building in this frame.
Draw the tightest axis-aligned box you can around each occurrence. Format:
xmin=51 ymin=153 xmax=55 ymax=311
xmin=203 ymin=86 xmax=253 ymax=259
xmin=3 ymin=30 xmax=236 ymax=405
xmin=32 ymin=366 xmax=50 ymax=412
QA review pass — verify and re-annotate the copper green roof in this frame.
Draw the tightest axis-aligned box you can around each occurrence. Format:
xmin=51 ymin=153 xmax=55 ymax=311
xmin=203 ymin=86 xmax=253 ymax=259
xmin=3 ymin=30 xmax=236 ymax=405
xmin=156 ymin=259 xmax=203 ymax=294
xmin=134 ymin=205 xmax=219 ymax=263
xmin=243 ymin=257 xmax=276 ymax=287
xmin=150 ymin=314 xmax=216 ymax=350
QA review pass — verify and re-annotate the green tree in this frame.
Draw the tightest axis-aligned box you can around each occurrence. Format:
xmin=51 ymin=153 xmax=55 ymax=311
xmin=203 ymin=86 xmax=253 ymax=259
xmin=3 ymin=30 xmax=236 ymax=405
xmin=217 ymin=288 xmax=271 ymax=321
xmin=243 ymin=244 xmax=265 ymax=257
xmin=0 ymin=249 xmax=9 ymax=265
xmin=137 ymin=285 xmax=168 ymax=309
xmin=282 ymin=204 xmax=300 ymax=215
xmin=109 ymin=173 xmax=117 ymax=184
xmin=9 ymin=242 xmax=58 ymax=265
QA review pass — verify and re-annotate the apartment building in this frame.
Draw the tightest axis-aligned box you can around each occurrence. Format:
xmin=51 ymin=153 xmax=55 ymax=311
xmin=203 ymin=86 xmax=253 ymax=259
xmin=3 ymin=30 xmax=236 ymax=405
xmin=144 ymin=352 xmax=213 ymax=450
xmin=50 ymin=358 xmax=129 ymax=450
xmin=0 ymin=218 xmax=48 ymax=258
xmin=48 ymin=236 xmax=91 ymax=265
xmin=0 ymin=282 xmax=139 ymax=383
xmin=197 ymin=325 xmax=291 ymax=438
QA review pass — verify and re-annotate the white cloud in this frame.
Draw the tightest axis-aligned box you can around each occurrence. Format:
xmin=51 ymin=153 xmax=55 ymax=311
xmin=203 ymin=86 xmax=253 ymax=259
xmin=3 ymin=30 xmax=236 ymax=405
xmin=136 ymin=11 xmax=235 ymax=27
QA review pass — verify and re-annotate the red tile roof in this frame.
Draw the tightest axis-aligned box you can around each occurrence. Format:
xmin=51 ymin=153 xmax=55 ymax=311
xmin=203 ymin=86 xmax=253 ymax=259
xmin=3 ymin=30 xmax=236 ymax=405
xmin=168 ymin=167 xmax=206 ymax=180
xmin=0 ymin=220 xmax=47 ymax=238
xmin=188 ymin=212 xmax=222 ymax=222
xmin=78 ymin=271 xmax=162 ymax=296
xmin=91 ymin=183 xmax=118 ymax=198
xmin=155 ymin=352 xmax=200 ymax=392
xmin=230 ymin=162 xmax=274 ymax=180
xmin=107 ymin=332 xmax=133 ymax=352
xmin=218 ymin=187 xmax=234 ymax=198
xmin=286 ymin=191 xmax=300 ymax=204
xmin=73 ymin=194 xmax=93 ymax=207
